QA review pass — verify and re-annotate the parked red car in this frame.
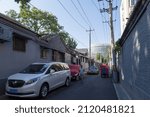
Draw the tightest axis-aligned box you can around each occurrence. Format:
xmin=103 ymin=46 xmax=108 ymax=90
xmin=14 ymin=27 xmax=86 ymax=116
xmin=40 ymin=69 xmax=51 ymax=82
xmin=69 ymin=64 xmax=80 ymax=80
xmin=100 ymin=64 xmax=109 ymax=78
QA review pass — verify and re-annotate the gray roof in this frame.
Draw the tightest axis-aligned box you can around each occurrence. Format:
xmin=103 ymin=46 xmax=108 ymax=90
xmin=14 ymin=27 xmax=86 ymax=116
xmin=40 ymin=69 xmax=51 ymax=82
xmin=0 ymin=13 xmax=38 ymax=35
xmin=76 ymin=48 xmax=88 ymax=54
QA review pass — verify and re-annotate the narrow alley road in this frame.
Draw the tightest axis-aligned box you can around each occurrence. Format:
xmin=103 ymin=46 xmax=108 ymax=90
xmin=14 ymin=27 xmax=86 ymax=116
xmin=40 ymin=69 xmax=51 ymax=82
xmin=45 ymin=74 xmax=118 ymax=100
xmin=0 ymin=74 xmax=118 ymax=100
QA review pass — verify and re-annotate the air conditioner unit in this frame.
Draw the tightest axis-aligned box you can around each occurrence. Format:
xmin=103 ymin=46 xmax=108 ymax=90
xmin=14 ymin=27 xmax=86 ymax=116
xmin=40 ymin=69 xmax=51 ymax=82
xmin=0 ymin=25 xmax=12 ymax=42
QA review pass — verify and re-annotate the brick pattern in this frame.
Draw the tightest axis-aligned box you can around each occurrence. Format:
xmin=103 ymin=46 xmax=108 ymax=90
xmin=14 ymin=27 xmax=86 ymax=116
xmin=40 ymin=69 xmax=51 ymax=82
xmin=119 ymin=3 xmax=150 ymax=99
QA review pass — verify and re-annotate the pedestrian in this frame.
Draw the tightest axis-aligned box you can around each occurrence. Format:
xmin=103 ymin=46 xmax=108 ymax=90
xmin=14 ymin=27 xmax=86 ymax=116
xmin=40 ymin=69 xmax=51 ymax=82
xmin=79 ymin=65 xmax=84 ymax=80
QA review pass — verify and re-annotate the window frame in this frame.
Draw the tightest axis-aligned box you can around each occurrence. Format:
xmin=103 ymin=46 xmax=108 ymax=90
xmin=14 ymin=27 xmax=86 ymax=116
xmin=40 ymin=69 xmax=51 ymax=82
xmin=40 ymin=47 xmax=48 ymax=59
xmin=13 ymin=37 xmax=26 ymax=52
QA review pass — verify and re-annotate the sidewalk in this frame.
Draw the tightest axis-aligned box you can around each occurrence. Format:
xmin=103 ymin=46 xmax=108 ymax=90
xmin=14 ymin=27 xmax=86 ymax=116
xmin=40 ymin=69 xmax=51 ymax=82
xmin=111 ymin=70 xmax=131 ymax=100
xmin=113 ymin=83 xmax=131 ymax=100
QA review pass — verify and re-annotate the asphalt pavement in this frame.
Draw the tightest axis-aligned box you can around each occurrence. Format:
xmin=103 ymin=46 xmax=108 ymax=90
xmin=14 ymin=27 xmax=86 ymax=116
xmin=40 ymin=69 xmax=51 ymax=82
xmin=0 ymin=74 xmax=118 ymax=100
xmin=45 ymin=74 xmax=118 ymax=100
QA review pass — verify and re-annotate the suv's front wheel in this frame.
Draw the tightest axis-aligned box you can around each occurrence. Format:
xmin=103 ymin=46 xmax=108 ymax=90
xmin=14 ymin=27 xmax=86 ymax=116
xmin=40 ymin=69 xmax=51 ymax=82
xmin=39 ymin=83 xmax=49 ymax=98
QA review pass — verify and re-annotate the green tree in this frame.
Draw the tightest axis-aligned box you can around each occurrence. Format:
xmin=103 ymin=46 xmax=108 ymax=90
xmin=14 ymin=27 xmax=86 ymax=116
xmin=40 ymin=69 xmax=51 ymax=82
xmin=58 ymin=31 xmax=68 ymax=44
xmin=6 ymin=8 xmax=78 ymax=48
xmin=21 ymin=8 xmax=62 ymax=34
xmin=101 ymin=56 xmax=104 ymax=63
xmin=14 ymin=0 xmax=31 ymax=3
xmin=67 ymin=37 xmax=77 ymax=49
xmin=5 ymin=10 xmax=19 ymax=20
xmin=58 ymin=31 xmax=77 ymax=49
xmin=96 ymin=53 xmax=100 ymax=61
xmin=115 ymin=38 xmax=121 ymax=54
xmin=14 ymin=0 xmax=31 ymax=9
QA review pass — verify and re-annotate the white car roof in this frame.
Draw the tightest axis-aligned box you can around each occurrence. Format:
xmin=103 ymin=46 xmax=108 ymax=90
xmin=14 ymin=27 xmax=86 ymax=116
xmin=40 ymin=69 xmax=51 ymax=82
xmin=32 ymin=62 xmax=68 ymax=66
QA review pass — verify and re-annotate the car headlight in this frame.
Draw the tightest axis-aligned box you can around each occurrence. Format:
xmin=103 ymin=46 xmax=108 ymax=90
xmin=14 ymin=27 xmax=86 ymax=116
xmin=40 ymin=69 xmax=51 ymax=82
xmin=25 ymin=77 xmax=39 ymax=85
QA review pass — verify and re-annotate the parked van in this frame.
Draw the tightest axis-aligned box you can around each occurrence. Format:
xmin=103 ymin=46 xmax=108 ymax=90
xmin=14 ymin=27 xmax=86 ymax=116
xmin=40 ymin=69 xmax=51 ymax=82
xmin=5 ymin=62 xmax=71 ymax=98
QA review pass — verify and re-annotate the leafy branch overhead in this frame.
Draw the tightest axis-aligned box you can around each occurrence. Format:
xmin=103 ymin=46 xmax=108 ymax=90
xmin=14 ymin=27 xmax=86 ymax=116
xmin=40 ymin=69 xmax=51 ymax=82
xmin=58 ymin=31 xmax=77 ymax=49
xmin=9 ymin=1 xmax=77 ymax=49
xmin=14 ymin=0 xmax=31 ymax=3
xmin=14 ymin=0 xmax=31 ymax=9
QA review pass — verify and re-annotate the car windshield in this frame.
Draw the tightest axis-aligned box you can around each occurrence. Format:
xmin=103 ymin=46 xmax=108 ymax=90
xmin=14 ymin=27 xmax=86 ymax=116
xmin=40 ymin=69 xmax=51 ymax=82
xmin=19 ymin=64 xmax=48 ymax=74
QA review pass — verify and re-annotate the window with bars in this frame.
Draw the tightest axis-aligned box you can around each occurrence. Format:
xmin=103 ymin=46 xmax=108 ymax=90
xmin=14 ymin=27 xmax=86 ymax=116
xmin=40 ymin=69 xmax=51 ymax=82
xmin=52 ymin=50 xmax=65 ymax=62
xmin=40 ymin=47 xmax=48 ymax=59
xmin=13 ymin=37 xmax=26 ymax=52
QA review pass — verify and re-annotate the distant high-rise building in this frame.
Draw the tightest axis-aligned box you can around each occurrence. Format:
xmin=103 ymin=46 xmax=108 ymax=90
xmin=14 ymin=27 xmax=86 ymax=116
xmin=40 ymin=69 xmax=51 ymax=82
xmin=91 ymin=44 xmax=110 ymax=62
xmin=120 ymin=0 xmax=138 ymax=34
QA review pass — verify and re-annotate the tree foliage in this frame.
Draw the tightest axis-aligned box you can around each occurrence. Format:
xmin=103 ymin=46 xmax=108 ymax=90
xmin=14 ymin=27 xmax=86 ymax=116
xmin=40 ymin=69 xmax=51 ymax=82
xmin=14 ymin=0 xmax=31 ymax=9
xmin=14 ymin=0 xmax=31 ymax=3
xmin=96 ymin=53 xmax=100 ymax=61
xmin=5 ymin=10 xmax=19 ymax=20
xmin=96 ymin=53 xmax=109 ymax=63
xmin=19 ymin=7 xmax=62 ymax=34
xmin=58 ymin=31 xmax=77 ymax=49
xmin=115 ymin=38 xmax=121 ymax=54
xmin=6 ymin=4 xmax=78 ymax=49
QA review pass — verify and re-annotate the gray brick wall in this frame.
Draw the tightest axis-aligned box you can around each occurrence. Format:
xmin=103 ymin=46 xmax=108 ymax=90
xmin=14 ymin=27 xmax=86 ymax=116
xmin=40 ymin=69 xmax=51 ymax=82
xmin=118 ymin=3 xmax=150 ymax=99
xmin=0 ymin=39 xmax=51 ymax=80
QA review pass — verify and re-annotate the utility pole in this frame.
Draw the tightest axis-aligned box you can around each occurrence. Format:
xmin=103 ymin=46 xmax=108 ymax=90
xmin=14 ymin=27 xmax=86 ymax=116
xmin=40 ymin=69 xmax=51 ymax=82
xmin=98 ymin=0 xmax=118 ymax=80
xmin=109 ymin=1 xmax=117 ymax=71
xmin=86 ymin=27 xmax=94 ymax=67
xmin=98 ymin=0 xmax=118 ymax=83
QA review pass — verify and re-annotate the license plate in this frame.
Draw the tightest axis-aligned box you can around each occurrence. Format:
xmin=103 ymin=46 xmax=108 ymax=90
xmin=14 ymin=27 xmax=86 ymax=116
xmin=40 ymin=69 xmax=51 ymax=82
xmin=9 ymin=89 xmax=18 ymax=93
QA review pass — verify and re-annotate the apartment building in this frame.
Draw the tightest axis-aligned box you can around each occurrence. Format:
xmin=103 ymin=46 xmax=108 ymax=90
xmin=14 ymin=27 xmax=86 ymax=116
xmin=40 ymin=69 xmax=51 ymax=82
xmin=120 ymin=0 xmax=138 ymax=34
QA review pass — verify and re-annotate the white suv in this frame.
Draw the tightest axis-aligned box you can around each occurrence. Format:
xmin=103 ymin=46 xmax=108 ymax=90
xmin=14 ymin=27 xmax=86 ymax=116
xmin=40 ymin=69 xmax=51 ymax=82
xmin=5 ymin=62 xmax=71 ymax=98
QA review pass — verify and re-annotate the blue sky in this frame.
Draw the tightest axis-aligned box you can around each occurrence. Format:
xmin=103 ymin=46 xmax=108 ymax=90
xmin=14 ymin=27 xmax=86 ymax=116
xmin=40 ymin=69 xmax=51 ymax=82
xmin=0 ymin=0 xmax=121 ymax=48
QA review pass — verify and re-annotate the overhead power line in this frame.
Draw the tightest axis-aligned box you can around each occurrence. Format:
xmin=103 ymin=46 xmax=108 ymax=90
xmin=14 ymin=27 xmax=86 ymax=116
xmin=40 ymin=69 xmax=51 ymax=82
xmin=57 ymin=0 xmax=87 ymax=30
xmin=90 ymin=0 xmax=99 ymax=10
xmin=28 ymin=2 xmax=87 ymax=48
xmin=69 ymin=34 xmax=88 ymax=47
xmin=90 ymin=0 xmax=108 ymax=43
xmin=77 ymin=0 xmax=93 ymax=28
xmin=70 ymin=0 xmax=90 ymax=27
xmin=98 ymin=0 xmax=118 ymax=72
xmin=28 ymin=2 xmax=39 ymax=10
xmin=71 ymin=0 xmax=99 ymax=43
xmin=98 ymin=1 xmax=109 ymax=24
xmin=98 ymin=0 xmax=111 ymax=44
xmin=114 ymin=0 xmax=118 ymax=40
xmin=92 ymin=0 xmax=108 ymax=44
xmin=77 ymin=0 xmax=101 ymax=42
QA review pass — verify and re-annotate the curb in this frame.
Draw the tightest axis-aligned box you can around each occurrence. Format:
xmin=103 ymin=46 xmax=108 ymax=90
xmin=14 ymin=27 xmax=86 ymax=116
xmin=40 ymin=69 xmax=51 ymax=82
xmin=113 ymin=83 xmax=131 ymax=100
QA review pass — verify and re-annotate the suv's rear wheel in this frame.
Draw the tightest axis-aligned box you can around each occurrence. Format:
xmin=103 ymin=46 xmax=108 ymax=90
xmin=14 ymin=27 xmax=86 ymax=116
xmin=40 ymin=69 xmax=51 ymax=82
xmin=39 ymin=83 xmax=49 ymax=98
xmin=65 ymin=78 xmax=71 ymax=87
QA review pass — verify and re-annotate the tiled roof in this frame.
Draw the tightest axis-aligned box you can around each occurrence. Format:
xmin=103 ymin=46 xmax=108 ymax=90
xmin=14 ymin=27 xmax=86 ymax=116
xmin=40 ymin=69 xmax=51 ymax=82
xmin=0 ymin=13 xmax=38 ymax=35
